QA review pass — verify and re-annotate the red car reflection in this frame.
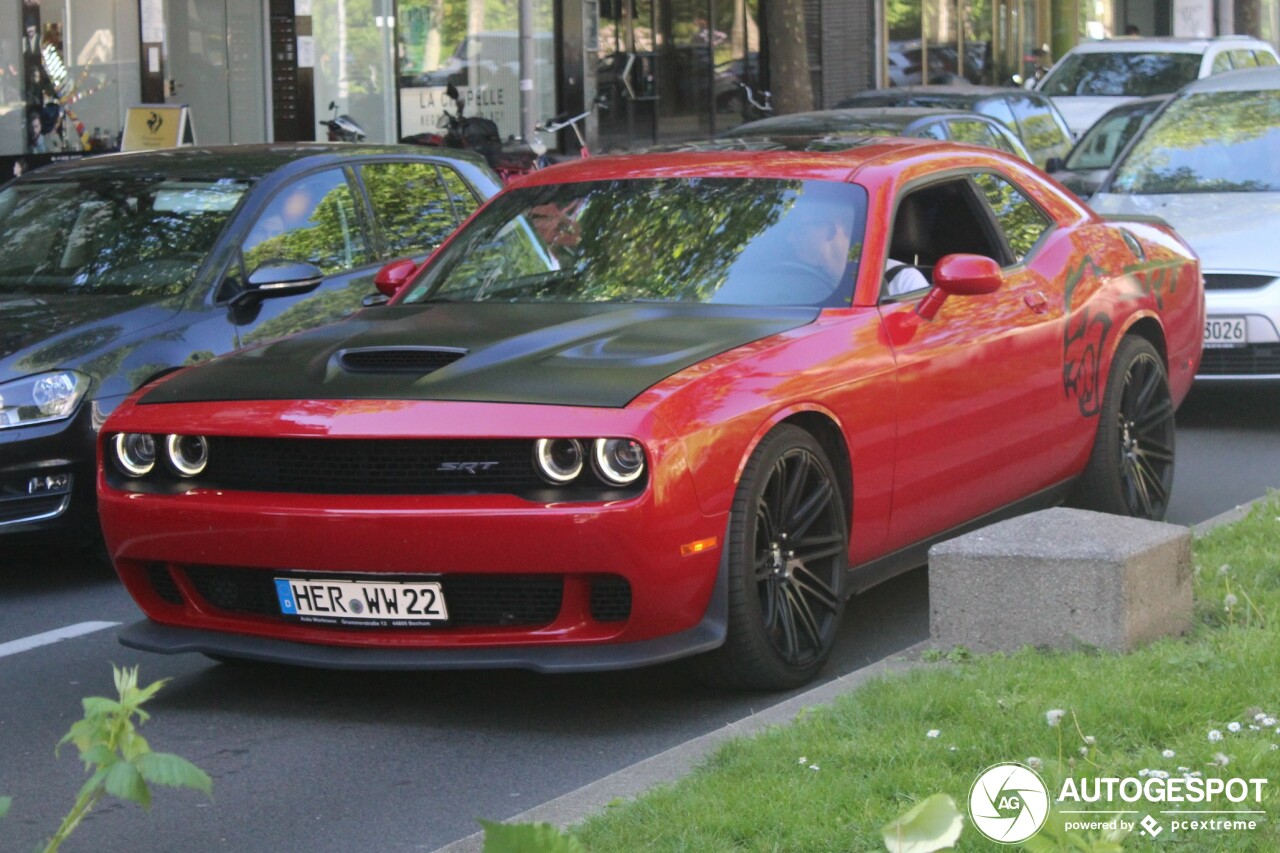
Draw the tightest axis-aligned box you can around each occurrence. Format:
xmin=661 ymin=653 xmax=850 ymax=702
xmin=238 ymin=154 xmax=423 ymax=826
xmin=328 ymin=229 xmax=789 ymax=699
xmin=98 ymin=141 xmax=1203 ymax=689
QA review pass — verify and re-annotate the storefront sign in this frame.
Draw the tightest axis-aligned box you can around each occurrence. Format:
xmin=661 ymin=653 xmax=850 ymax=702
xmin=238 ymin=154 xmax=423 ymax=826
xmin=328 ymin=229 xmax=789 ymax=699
xmin=122 ymin=105 xmax=193 ymax=151
xmin=399 ymin=86 xmax=515 ymax=138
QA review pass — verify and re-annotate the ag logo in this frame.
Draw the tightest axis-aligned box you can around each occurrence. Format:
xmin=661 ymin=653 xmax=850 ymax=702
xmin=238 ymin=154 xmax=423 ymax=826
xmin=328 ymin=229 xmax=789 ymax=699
xmin=968 ymin=762 xmax=1050 ymax=843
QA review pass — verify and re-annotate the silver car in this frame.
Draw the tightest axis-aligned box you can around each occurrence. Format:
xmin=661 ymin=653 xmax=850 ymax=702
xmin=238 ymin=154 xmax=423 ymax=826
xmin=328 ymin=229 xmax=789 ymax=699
xmin=1090 ymin=67 xmax=1280 ymax=380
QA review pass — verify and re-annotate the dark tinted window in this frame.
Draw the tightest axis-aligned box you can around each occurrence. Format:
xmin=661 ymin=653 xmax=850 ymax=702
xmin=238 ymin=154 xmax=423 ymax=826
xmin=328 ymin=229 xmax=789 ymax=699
xmin=0 ymin=178 xmax=246 ymax=296
xmin=1064 ymin=102 xmax=1161 ymax=171
xmin=241 ymin=169 xmax=371 ymax=275
xmin=1007 ymin=95 xmax=1071 ymax=161
xmin=361 ymin=161 xmax=458 ymax=257
xmin=404 ymin=178 xmax=868 ymax=307
xmin=973 ymin=173 xmax=1051 ymax=261
xmin=1040 ymin=52 xmax=1202 ymax=97
xmin=1109 ymin=90 xmax=1280 ymax=194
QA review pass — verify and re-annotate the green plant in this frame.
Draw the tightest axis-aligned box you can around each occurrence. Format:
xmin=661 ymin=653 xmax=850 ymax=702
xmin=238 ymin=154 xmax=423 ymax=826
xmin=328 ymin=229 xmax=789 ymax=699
xmin=479 ymin=819 xmax=585 ymax=852
xmin=881 ymin=793 xmax=963 ymax=852
xmin=40 ymin=665 xmax=212 ymax=853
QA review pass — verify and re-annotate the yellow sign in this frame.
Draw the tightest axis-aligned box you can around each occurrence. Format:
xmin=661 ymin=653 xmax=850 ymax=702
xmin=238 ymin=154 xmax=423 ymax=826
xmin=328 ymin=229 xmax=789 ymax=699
xmin=122 ymin=105 xmax=195 ymax=151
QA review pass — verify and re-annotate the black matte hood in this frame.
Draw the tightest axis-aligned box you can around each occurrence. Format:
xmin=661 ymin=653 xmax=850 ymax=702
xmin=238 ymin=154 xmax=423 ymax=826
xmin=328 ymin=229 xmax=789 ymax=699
xmin=140 ymin=302 xmax=819 ymax=408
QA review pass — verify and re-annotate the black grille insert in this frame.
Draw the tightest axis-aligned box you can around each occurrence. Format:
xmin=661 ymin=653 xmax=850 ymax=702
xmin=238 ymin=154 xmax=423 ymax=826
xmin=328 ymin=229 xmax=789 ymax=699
xmin=147 ymin=563 xmax=185 ymax=605
xmin=202 ymin=438 xmax=542 ymax=494
xmin=183 ymin=566 xmax=564 ymax=628
xmin=1199 ymin=345 xmax=1280 ymax=376
xmin=338 ymin=347 xmax=466 ymax=373
xmin=1202 ymin=274 xmax=1276 ymax=291
xmin=590 ymin=576 xmax=632 ymax=622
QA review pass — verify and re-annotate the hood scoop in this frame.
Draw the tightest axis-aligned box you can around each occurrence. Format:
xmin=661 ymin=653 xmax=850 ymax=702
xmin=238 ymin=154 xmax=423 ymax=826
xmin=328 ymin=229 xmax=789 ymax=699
xmin=337 ymin=346 xmax=467 ymax=374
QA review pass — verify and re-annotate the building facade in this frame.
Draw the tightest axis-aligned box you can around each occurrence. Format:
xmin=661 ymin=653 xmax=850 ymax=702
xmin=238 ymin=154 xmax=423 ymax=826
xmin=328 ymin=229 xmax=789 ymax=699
xmin=3 ymin=0 xmax=1279 ymax=176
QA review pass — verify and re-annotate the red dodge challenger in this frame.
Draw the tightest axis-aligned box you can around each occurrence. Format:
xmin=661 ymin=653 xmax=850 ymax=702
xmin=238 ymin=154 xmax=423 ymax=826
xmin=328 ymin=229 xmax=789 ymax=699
xmin=98 ymin=140 xmax=1203 ymax=689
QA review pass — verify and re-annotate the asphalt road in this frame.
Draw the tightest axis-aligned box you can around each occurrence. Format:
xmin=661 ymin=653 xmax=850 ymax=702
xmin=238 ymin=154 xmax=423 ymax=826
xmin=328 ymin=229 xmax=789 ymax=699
xmin=0 ymin=381 xmax=1275 ymax=852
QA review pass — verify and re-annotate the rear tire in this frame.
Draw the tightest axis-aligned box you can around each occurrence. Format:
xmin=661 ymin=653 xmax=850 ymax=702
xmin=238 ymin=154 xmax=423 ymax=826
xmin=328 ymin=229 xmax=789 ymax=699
xmin=711 ymin=424 xmax=849 ymax=690
xmin=1074 ymin=336 xmax=1175 ymax=520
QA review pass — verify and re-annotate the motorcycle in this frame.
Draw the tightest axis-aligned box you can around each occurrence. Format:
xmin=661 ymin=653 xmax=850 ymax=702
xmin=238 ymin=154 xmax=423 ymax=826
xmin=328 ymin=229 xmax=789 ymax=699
xmin=319 ymin=101 xmax=367 ymax=143
xmin=400 ymin=83 xmax=542 ymax=183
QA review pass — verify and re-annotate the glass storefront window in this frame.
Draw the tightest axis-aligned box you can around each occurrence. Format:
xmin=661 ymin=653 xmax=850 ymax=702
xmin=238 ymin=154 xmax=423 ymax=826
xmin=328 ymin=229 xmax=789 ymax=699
xmin=396 ymin=0 xmax=555 ymax=143
xmin=311 ymin=0 xmax=397 ymax=143
xmin=9 ymin=0 xmax=139 ymax=158
xmin=886 ymin=0 xmax=997 ymax=86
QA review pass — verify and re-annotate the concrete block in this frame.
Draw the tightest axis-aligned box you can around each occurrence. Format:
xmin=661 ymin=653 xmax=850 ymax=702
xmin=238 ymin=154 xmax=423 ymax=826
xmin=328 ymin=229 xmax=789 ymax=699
xmin=928 ymin=507 xmax=1193 ymax=654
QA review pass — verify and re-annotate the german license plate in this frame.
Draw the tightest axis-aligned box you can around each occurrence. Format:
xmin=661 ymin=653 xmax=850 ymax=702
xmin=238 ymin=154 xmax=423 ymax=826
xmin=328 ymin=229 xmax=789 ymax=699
xmin=275 ymin=578 xmax=448 ymax=626
xmin=1204 ymin=317 xmax=1247 ymax=348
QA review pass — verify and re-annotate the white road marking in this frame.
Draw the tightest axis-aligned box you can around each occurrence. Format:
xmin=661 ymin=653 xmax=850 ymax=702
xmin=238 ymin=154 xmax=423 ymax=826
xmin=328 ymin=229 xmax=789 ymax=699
xmin=0 ymin=621 xmax=121 ymax=659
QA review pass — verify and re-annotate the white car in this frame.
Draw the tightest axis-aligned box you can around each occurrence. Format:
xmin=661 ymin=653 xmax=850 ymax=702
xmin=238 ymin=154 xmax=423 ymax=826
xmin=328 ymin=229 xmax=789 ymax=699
xmin=1037 ymin=36 xmax=1279 ymax=136
xmin=1090 ymin=67 xmax=1280 ymax=380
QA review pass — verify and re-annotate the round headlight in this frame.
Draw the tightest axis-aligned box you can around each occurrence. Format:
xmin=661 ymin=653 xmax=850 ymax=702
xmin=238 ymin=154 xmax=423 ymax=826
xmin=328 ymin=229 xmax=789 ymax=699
xmin=592 ymin=438 xmax=645 ymax=486
xmin=113 ymin=433 xmax=157 ymax=477
xmin=165 ymin=434 xmax=209 ymax=477
xmin=534 ymin=438 xmax=584 ymax=484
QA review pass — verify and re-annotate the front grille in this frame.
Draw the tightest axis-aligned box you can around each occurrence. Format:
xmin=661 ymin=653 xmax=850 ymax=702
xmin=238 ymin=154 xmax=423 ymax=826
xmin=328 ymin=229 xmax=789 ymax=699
xmin=338 ymin=347 xmax=466 ymax=373
xmin=1199 ymin=344 xmax=1280 ymax=376
xmin=147 ymin=563 xmax=186 ymax=605
xmin=183 ymin=566 xmax=564 ymax=628
xmin=590 ymin=576 xmax=632 ymax=622
xmin=202 ymin=438 xmax=542 ymax=494
xmin=1202 ymin=274 xmax=1276 ymax=291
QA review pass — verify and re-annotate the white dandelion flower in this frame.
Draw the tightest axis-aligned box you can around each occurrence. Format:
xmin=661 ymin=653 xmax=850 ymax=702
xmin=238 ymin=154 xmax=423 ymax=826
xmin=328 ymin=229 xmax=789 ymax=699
xmin=1228 ymin=721 xmax=1242 ymax=733
xmin=1163 ymin=749 xmax=1176 ymax=759
xmin=1027 ymin=757 xmax=1043 ymax=770
xmin=1046 ymin=709 xmax=1067 ymax=727
xmin=1224 ymin=594 xmax=1239 ymax=609
xmin=1209 ymin=729 xmax=1224 ymax=742
xmin=798 ymin=757 xmax=807 ymax=764
xmin=1212 ymin=753 xmax=1230 ymax=767
xmin=926 ymin=729 xmax=941 ymax=739
xmin=1084 ymin=735 xmax=1096 ymax=746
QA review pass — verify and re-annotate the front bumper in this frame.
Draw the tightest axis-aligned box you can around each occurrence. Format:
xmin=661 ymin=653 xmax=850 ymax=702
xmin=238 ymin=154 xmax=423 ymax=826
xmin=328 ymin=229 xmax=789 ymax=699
xmin=0 ymin=403 xmax=99 ymax=534
xmin=1199 ymin=274 xmax=1280 ymax=379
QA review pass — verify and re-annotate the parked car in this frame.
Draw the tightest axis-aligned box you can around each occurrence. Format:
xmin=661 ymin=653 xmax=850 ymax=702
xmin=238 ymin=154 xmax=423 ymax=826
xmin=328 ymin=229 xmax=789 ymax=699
xmin=1045 ymin=95 xmax=1168 ymax=199
xmin=0 ymin=143 xmax=500 ymax=542
xmin=98 ymin=140 xmax=1202 ymax=688
xmin=1091 ymin=66 xmax=1280 ymax=380
xmin=718 ymin=107 xmax=1032 ymax=161
xmin=1036 ymin=36 xmax=1279 ymax=136
xmin=835 ymin=85 xmax=1073 ymax=169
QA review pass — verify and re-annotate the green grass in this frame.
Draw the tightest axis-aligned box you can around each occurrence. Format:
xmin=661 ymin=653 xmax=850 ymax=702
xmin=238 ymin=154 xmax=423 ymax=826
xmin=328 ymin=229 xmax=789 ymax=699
xmin=570 ymin=497 xmax=1280 ymax=851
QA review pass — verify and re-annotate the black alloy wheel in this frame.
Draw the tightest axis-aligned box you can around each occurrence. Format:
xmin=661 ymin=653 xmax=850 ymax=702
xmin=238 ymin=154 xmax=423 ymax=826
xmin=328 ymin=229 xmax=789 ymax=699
xmin=1075 ymin=336 xmax=1175 ymax=520
xmin=714 ymin=424 xmax=848 ymax=690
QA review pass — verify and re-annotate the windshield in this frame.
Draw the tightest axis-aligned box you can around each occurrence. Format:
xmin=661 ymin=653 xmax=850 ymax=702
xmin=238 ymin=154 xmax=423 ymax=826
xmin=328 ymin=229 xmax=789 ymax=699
xmin=1064 ymin=102 xmax=1162 ymax=170
xmin=0 ymin=177 xmax=248 ymax=297
xmin=401 ymin=178 xmax=867 ymax=307
xmin=1040 ymin=52 xmax=1201 ymax=97
xmin=1107 ymin=90 xmax=1280 ymax=194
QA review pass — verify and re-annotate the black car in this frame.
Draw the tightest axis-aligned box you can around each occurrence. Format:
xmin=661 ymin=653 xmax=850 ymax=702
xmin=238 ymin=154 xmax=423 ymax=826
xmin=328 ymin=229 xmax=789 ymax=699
xmin=1044 ymin=95 xmax=1169 ymax=200
xmin=835 ymin=85 xmax=1073 ymax=169
xmin=0 ymin=143 xmax=500 ymax=542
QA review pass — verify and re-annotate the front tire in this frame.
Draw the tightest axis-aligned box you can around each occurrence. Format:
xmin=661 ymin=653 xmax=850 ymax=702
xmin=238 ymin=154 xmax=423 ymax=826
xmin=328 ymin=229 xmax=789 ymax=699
xmin=714 ymin=425 xmax=849 ymax=690
xmin=1074 ymin=336 xmax=1175 ymax=520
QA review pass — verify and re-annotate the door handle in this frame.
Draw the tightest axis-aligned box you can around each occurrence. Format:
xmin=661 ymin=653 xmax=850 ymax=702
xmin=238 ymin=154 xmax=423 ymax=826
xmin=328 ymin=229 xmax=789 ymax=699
xmin=1024 ymin=291 xmax=1049 ymax=314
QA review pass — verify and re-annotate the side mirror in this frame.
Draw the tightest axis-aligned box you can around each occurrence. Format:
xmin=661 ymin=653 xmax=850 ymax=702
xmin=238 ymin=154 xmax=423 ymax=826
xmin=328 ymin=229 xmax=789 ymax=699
xmin=1044 ymin=156 xmax=1065 ymax=173
xmin=232 ymin=260 xmax=324 ymax=305
xmin=374 ymin=257 xmax=420 ymax=299
xmin=916 ymin=254 xmax=1003 ymax=320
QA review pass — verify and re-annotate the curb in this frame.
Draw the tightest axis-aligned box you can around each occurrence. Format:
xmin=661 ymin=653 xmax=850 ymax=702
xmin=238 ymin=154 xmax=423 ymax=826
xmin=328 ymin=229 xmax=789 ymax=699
xmin=433 ymin=493 xmax=1275 ymax=852
xmin=432 ymin=641 xmax=929 ymax=853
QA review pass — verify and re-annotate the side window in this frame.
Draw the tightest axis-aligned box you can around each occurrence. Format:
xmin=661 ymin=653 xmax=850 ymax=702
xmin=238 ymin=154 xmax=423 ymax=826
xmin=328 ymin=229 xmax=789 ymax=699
xmin=1211 ymin=52 xmax=1234 ymax=73
xmin=1230 ymin=50 xmax=1258 ymax=69
xmin=948 ymin=119 xmax=1000 ymax=150
xmin=361 ymin=161 xmax=458 ymax=258
xmin=972 ymin=173 xmax=1052 ymax=263
xmin=1257 ymin=51 xmax=1279 ymax=67
xmin=1008 ymin=96 xmax=1070 ymax=162
xmin=241 ymin=170 xmax=370 ymax=275
xmin=440 ymin=167 xmax=481 ymax=220
xmin=916 ymin=121 xmax=949 ymax=141
xmin=883 ymin=178 xmax=1006 ymax=299
xmin=976 ymin=99 xmax=1018 ymax=135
